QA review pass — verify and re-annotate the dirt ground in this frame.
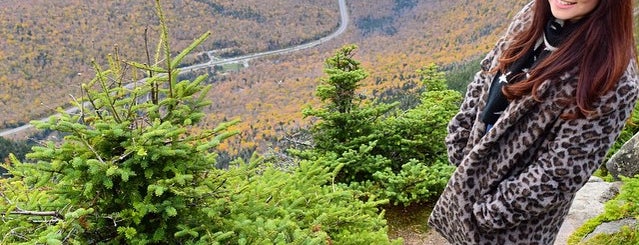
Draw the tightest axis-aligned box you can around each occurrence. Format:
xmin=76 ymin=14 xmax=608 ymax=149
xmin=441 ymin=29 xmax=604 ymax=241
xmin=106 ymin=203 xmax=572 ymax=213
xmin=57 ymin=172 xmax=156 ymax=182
xmin=392 ymin=228 xmax=449 ymax=245
xmin=385 ymin=203 xmax=449 ymax=244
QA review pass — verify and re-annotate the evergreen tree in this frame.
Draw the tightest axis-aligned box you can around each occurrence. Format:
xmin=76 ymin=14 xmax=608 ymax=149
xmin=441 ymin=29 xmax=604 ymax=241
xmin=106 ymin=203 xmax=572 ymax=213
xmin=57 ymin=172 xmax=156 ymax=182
xmin=0 ymin=137 xmax=31 ymax=175
xmin=369 ymin=64 xmax=461 ymax=204
xmin=1 ymin=1 xmax=231 ymax=242
xmin=300 ymin=46 xmax=460 ymax=205
xmin=303 ymin=45 xmax=397 ymax=182
xmin=0 ymin=2 xmax=399 ymax=244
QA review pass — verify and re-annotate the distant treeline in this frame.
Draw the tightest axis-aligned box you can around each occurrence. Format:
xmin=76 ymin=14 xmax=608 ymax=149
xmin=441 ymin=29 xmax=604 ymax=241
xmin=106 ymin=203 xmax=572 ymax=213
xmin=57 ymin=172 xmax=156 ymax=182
xmin=0 ymin=137 xmax=32 ymax=175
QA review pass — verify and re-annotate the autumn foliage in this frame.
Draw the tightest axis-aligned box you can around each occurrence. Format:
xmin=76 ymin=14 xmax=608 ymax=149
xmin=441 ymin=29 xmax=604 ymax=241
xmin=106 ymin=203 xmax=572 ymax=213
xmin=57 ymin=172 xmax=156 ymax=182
xmin=0 ymin=0 xmax=530 ymax=153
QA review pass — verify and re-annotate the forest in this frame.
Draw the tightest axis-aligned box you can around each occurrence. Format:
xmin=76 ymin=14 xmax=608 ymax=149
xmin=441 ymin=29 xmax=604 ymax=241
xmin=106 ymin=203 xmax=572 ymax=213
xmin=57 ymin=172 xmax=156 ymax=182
xmin=0 ymin=0 xmax=529 ymax=152
xmin=0 ymin=0 xmax=528 ymax=241
xmin=168 ymin=0 xmax=531 ymax=157
xmin=0 ymin=0 xmax=339 ymax=129
xmin=2 ymin=0 xmax=639 ymax=244
xmin=0 ymin=1 xmax=464 ymax=241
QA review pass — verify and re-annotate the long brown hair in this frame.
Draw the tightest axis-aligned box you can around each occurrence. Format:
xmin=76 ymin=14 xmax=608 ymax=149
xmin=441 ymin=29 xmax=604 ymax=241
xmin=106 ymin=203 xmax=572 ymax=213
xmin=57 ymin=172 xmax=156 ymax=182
xmin=499 ymin=0 xmax=636 ymax=117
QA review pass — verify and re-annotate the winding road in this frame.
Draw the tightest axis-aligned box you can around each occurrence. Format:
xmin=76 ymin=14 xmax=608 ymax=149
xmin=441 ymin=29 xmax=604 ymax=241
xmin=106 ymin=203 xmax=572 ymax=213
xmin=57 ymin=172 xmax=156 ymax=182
xmin=0 ymin=0 xmax=349 ymax=137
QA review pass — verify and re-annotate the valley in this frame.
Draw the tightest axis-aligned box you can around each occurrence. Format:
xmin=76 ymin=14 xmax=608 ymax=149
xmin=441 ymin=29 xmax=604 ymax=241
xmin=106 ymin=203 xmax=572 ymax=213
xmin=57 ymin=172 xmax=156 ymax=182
xmin=0 ymin=0 xmax=530 ymax=154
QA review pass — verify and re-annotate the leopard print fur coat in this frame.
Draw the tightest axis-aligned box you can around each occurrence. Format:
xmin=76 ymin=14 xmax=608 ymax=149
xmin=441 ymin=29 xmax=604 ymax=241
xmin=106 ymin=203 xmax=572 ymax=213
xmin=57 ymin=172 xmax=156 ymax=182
xmin=427 ymin=1 xmax=639 ymax=244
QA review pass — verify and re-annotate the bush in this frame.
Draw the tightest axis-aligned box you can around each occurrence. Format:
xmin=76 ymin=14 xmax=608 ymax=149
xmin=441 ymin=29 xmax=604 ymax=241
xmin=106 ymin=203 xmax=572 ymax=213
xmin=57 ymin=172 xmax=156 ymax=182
xmin=299 ymin=45 xmax=459 ymax=206
xmin=0 ymin=2 xmax=399 ymax=244
xmin=205 ymin=157 xmax=400 ymax=245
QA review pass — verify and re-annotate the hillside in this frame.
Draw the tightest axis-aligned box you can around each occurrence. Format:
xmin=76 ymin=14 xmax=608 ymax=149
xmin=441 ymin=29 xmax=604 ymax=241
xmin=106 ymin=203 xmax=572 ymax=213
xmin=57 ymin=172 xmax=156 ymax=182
xmin=0 ymin=0 xmax=339 ymax=128
xmin=0 ymin=0 xmax=530 ymax=153
xmin=197 ymin=0 xmax=530 ymax=154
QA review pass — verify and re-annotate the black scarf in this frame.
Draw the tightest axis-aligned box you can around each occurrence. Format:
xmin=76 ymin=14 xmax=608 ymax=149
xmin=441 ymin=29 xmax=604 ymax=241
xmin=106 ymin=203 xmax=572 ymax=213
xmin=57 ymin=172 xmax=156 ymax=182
xmin=480 ymin=19 xmax=581 ymax=126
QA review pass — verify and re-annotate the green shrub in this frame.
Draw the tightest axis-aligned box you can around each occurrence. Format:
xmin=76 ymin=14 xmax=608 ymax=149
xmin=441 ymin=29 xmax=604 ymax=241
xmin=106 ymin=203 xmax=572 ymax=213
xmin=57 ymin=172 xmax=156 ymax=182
xmin=0 ymin=2 xmax=400 ymax=244
xmin=204 ymin=157 xmax=400 ymax=245
xmin=372 ymin=160 xmax=454 ymax=204
xmin=300 ymin=45 xmax=459 ymax=206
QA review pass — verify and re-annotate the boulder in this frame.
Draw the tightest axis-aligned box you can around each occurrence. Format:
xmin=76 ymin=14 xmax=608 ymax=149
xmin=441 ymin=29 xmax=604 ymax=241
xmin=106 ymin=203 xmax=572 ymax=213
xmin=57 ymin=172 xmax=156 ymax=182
xmin=606 ymin=132 xmax=639 ymax=180
xmin=583 ymin=218 xmax=638 ymax=242
xmin=554 ymin=176 xmax=621 ymax=245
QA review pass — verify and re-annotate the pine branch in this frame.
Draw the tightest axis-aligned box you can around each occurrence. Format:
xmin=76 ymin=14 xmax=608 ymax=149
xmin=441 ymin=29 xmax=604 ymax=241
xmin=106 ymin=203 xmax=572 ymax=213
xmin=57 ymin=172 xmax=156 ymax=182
xmin=9 ymin=210 xmax=62 ymax=219
xmin=1 ymin=191 xmax=63 ymax=220
xmin=283 ymin=137 xmax=313 ymax=147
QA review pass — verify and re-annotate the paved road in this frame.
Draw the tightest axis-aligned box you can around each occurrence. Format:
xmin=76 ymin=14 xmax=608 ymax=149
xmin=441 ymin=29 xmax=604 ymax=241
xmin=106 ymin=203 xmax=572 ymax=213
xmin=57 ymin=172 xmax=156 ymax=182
xmin=0 ymin=0 xmax=349 ymax=137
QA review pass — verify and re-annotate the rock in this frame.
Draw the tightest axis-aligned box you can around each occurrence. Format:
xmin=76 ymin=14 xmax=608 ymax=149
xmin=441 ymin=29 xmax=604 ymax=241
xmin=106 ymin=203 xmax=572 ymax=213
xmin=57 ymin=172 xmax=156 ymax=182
xmin=606 ymin=132 xmax=639 ymax=180
xmin=583 ymin=218 xmax=638 ymax=242
xmin=554 ymin=177 xmax=621 ymax=245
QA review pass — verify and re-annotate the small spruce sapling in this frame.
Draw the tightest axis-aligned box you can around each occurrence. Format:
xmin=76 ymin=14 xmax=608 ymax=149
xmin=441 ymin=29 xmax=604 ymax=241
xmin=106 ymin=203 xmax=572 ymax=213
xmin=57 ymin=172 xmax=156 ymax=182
xmin=0 ymin=0 xmax=237 ymax=243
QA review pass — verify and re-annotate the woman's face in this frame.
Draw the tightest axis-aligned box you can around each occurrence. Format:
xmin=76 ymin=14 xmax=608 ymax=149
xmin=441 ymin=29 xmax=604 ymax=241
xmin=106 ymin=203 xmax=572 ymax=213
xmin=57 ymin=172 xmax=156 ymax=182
xmin=548 ymin=0 xmax=600 ymax=21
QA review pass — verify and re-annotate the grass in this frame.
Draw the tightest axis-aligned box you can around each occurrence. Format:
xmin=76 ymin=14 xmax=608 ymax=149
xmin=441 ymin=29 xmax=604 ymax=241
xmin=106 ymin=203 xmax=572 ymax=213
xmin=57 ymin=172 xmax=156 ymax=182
xmin=579 ymin=225 xmax=639 ymax=245
xmin=220 ymin=63 xmax=244 ymax=72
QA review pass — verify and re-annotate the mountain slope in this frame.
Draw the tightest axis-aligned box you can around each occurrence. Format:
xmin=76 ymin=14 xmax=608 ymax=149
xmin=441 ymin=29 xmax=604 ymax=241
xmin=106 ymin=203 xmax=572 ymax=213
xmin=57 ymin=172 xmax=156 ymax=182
xmin=0 ymin=0 xmax=530 ymax=153
xmin=0 ymin=0 xmax=338 ymax=128
xmin=197 ymin=0 xmax=530 ymax=153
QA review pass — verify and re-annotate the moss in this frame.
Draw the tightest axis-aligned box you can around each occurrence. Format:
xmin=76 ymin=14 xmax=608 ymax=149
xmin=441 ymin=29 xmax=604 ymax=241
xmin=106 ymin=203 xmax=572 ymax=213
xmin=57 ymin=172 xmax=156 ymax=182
xmin=568 ymin=216 xmax=609 ymax=244
xmin=568 ymin=176 xmax=639 ymax=244
xmin=579 ymin=225 xmax=639 ymax=245
xmin=592 ymin=169 xmax=616 ymax=182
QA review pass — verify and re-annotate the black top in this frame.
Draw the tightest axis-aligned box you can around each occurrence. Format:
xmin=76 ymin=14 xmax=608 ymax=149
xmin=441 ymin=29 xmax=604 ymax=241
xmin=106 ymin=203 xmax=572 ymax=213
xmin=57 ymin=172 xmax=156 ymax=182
xmin=480 ymin=19 xmax=581 ymax=125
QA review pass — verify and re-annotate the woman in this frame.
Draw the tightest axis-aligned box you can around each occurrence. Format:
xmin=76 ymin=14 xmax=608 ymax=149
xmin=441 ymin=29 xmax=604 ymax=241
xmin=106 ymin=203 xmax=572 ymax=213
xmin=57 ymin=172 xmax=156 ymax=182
xmin=428 ymin=0 xmax=638 ymax=244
